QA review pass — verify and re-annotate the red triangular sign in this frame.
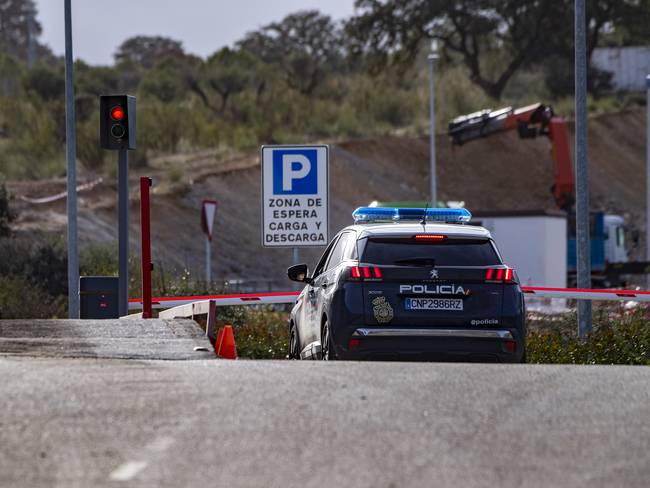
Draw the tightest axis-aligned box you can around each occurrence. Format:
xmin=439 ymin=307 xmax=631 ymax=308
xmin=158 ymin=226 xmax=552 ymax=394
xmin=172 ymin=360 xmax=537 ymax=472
xmin=201 ymin=200 xmax=218 ymax=241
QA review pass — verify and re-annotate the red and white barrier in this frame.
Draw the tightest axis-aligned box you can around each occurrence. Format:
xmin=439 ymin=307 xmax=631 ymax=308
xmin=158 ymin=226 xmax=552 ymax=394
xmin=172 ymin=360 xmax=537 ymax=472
xmin=128 ymin=286 xmax=650 ymax=311
xmin=521 ymin=286 xmax=650 ymax=302
xmin=128 ymin=291 xmax=300 ymax=310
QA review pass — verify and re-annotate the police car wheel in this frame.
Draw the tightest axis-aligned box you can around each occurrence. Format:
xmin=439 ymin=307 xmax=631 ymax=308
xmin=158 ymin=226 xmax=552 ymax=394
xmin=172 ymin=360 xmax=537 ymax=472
xmin=321 ymin=321 xmax=336 ymax=360
xmin=289 ymin=322 xmax=300 ymax=360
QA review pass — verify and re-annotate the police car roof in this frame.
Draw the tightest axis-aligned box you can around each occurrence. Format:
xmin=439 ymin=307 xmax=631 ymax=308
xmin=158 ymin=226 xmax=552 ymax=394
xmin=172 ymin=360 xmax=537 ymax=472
xmin=346 ymin=222 xmax=492 ymax=239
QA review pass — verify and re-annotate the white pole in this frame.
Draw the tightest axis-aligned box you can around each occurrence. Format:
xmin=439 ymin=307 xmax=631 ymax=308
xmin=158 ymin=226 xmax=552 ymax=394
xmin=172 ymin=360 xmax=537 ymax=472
xmin=646 ymin=75 xmax=650 ymax=289
xmin=428 ymin=44 xmax=439 ymax=207
xmin=205 ymin=237 xmax=211 ymax=285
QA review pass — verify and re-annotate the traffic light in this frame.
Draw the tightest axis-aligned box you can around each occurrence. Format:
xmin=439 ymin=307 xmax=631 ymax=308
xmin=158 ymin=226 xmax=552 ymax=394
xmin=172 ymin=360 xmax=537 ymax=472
xmin=100 ymin=95 xmax=136 ymax=150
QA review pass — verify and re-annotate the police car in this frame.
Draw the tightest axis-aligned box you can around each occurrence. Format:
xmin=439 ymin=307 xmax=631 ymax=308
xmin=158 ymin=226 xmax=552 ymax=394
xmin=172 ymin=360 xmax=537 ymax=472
xmin=287 ymin=207 xmax=526 ymax=362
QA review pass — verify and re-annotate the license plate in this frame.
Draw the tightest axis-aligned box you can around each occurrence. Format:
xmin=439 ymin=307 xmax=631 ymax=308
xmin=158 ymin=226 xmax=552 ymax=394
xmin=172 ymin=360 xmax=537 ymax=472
xmin=405 ymin=298 xmax=464 ymax=311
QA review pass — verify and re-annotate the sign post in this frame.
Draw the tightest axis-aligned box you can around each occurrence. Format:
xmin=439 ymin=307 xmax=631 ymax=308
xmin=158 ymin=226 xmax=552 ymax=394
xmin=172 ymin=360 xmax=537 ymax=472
xmin=261 ymin=145 xmax=329 ymax=251
xmin=201 ymin=200 xmax=218 ymax=285
xmin=140 ymin=177 xmax=153 ymax=319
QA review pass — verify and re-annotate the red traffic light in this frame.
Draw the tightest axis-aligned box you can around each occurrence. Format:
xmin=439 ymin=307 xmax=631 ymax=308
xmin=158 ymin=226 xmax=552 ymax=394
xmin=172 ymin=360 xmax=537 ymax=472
xmin=110 ymin=106 xmax=125 ymax=121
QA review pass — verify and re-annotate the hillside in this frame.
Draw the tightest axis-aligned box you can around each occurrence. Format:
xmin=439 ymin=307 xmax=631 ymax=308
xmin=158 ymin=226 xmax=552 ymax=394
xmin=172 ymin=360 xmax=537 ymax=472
xmin=7 ymin=107 xmax=647 ymax=291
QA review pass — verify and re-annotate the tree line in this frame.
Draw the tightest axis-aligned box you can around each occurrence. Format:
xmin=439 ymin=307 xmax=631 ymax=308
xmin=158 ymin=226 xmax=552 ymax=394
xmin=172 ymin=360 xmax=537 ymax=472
xmin=1 ymin=0 xmax=649 ymax=178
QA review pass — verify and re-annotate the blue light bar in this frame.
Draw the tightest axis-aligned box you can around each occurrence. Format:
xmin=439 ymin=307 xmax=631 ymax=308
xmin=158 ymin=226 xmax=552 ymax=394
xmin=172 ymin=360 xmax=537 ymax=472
xmin=352 ymin=207 xmax=472 ymax=224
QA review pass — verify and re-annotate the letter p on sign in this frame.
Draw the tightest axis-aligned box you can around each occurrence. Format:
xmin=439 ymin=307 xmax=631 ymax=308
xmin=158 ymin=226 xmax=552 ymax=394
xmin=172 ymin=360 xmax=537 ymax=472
xmin=272 ymin=149 xmax=318 ymax=194
xmin=282 ymin=154 xmax=311 ymax=191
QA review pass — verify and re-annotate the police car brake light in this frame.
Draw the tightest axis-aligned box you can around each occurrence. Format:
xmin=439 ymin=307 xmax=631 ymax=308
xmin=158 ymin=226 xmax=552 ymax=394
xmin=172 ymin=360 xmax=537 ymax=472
xmin=486 ymin=267 xmax=514 ymax=283
xmin=414 ymin=234 xmax=446 ymax=242
xmin=352 ymin=207 xmax=472 ymax=223
xmin=349 ymin=265 xmax=382 ymax=281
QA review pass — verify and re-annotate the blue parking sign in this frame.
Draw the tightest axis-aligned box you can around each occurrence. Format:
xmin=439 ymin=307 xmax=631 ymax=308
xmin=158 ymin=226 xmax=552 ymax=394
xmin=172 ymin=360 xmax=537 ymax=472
xmin=261 ymin=145 xmax=329 ymax=248
xmin=272 ymin=149 xmax=318 ymax=195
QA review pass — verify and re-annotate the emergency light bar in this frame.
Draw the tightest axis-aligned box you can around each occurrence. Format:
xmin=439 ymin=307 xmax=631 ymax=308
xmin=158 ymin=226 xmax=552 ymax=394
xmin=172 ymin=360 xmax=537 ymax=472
xmin=352 ymin=207 xmax=472 ymax=224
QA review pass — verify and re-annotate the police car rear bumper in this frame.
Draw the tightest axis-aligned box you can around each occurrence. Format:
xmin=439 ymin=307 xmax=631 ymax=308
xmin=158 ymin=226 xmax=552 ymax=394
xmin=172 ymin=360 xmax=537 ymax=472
xmin=344 ymin=328 xmax=522 ymax=362
xmin=351 ymin=328 xmax=514 ymax=340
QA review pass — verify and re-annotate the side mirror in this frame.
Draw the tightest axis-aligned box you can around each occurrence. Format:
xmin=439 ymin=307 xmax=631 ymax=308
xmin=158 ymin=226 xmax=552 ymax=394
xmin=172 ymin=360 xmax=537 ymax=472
xmin=287 ymin=263 xmax=311 ymax=283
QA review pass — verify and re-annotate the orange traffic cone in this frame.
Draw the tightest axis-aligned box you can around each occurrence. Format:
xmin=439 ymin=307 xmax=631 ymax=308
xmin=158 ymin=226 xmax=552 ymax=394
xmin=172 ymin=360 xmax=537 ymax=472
xmin=217 ymin=325 xmax=237 ymax=360
xmin=214 ymin=327 xmax=225 ymax=356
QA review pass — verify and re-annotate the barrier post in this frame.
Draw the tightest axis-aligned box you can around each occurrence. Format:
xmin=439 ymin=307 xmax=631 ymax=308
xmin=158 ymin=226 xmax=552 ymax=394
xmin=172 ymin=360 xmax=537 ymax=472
xmin=140 ymin=177 xmax=153 ymax=318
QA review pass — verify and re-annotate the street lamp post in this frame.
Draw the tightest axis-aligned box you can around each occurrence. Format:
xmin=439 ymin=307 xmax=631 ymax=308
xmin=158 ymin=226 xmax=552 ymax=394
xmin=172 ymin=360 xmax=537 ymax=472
xmin=428 ymin=41 xmax=439 ymax=208
xmin=64 ymin=0 xmax=79 ymax=318
xmin=575 ymin=0 xmax=592 ymax=337
xmin=646 ymin=75 xmax=650 ymax=289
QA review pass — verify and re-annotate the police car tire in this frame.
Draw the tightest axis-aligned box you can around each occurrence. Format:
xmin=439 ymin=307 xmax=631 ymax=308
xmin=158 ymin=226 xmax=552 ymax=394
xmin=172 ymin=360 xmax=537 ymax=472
xmin=289 ymin=322 xmax=300 ymax=360
xmin=321 ymin=321 xmax=337 ymax=360
xmin=520 ymin=350 xmax=527 ymax=364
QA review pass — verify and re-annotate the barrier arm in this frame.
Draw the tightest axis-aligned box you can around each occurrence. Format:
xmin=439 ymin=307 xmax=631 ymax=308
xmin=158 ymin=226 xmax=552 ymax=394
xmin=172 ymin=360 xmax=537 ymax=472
xmin=521 ymin=286 xmax=650 ymax=302
xmin=129 ymin=287 xmax=650 ymax=313
xmin=129 ymin=291 xmax=301 ymax=311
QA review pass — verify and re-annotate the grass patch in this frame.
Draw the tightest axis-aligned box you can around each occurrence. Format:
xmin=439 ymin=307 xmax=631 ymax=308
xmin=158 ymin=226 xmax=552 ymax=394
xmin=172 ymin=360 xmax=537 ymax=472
xmin=217 ymin=306 xmax=289 ymax=360
xmin=226 ymin=305 xmax=650 ymax=364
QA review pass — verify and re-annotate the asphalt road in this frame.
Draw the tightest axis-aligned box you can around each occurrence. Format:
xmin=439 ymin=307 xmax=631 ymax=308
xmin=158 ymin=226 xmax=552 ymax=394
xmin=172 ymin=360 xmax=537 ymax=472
xmin=0 ymin=319 xmax=214 ymax=360
xmin=1 ymin=358 xmax=649 ymax=488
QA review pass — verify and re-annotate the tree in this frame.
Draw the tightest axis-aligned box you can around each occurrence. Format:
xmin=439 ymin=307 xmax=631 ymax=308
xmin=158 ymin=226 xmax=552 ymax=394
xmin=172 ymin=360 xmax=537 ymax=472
xmin=114 ymin=36 xmax=185 ymax=69
xmin=140 ymin=57 xmax=192 ymax=103
xmin=197 ymin=48 xmax=258 ymax=113
xmin=347 ymin=0 xmax=650 ymax=100
xmin=238 ymin=10 xmax=343 ymax=96
xmin=22 ymin=63 xmax=65 ymax=101
xmin=0 ymin=0 xmax=39 ymax=58
xmin=348 ymin=0 xmax=566 ymax=100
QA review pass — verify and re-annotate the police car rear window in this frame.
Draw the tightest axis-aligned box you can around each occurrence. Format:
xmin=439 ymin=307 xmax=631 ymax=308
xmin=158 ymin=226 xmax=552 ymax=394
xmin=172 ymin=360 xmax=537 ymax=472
xmin=361 ymin=238 xmax=501 ymax=266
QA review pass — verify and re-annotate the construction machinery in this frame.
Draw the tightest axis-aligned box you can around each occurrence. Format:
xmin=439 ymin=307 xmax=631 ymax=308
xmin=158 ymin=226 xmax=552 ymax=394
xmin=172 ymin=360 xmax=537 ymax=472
xmin=447 ymin=104 xmax=649 ymax=286
xmin=448 ymin=103 xmax=574 ymax=212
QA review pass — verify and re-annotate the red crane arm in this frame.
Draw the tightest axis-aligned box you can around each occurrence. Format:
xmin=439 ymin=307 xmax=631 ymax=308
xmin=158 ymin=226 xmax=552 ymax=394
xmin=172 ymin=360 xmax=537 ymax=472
xmin=448 ymin=103 xmax=575 ymax=211
xmin=547 ymin=118 xmax=575 ymax=212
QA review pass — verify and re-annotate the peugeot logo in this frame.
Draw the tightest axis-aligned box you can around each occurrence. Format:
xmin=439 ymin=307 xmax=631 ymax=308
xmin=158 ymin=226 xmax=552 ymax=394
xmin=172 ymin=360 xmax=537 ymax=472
xmin=430 ymin=269 xmax=439 ymax=279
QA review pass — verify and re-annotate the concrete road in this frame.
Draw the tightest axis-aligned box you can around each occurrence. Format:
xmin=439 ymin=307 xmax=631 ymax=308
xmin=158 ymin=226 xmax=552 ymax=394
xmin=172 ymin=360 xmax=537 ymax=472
xmin=0 ymin=358 xmax=649 ymax=488
xmin=0 ymin=319 xmax=214 ymax=360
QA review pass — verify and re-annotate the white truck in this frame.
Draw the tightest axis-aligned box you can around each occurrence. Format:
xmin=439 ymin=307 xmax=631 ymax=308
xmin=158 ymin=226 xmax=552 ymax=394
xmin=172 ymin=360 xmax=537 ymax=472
xmin=473 ymin=211 xmax=568 ymax=287
xmin=474 ymin=210 xmax=631 ymax=288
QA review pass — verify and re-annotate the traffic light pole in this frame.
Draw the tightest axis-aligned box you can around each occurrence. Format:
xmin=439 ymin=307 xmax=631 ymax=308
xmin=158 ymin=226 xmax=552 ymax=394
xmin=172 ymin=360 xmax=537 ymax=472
xmin=118 ymin=149 xmax=129 ymax=316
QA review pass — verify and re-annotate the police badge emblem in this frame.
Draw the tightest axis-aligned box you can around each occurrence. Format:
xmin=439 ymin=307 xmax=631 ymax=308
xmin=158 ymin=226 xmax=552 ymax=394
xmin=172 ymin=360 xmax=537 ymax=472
xmin=372 ymin=296 xmax=394 ymax=324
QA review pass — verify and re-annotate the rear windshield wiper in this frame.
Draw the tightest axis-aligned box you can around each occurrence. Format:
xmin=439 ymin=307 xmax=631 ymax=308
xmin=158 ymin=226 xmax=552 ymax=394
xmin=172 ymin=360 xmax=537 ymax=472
xmin=394 ymin=257 xmax=436 ymax=266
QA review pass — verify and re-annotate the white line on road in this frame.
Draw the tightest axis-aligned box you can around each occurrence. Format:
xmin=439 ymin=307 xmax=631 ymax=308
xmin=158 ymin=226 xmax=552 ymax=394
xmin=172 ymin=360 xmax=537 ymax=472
xmin=108 ymin=436 xmax=175 ymax=482
xmin=109 ymin=461 xmax=148 ymax=481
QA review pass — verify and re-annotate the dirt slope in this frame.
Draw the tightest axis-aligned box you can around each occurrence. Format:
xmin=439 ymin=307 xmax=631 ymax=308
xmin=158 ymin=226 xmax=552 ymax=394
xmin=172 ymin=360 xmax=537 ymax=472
xmin=8 ymin=107 xmax=647 ymax=290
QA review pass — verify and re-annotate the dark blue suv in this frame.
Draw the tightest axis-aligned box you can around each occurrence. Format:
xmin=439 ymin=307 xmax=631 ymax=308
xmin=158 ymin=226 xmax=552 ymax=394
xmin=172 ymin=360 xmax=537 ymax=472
xmin=287 ymin=207 xmax=526 ymax=362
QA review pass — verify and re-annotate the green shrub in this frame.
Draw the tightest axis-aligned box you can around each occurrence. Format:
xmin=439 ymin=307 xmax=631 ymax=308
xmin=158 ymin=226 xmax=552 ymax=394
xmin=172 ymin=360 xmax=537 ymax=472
xmin=80 ymin=244 xmax=118 ymax=276
xmin=0 ymin=274 xmax=65 ymax=319
xmin=527 ymin=307 xmax=650 ymax=365
xmin=0 ymin=238 xmax=67 ymax=297
xmin=228 ymin=307 xmax=289 ymax=359
xmin=0 ymin=181 xmax=15 ymax=237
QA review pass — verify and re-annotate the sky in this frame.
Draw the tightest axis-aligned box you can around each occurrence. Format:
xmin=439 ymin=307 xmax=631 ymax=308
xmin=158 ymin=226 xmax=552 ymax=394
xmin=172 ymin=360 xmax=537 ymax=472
xmin=34 ymin=0 xmax=357 ymax=66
